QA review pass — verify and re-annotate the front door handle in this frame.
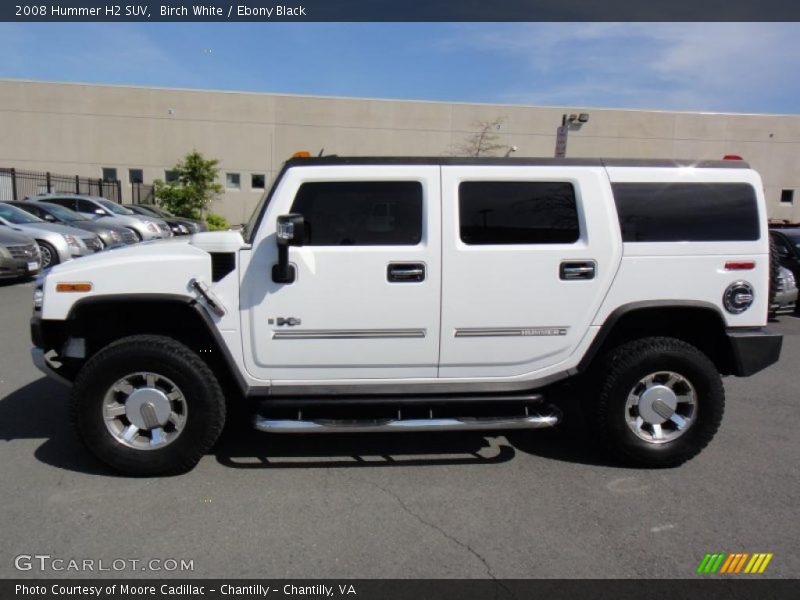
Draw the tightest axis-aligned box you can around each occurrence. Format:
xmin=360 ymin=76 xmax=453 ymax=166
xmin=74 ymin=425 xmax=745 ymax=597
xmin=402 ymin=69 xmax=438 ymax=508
xmin=388 ymin=263 xmax=426 ymax=282
xmin=560 ymin=261 xmax=596 ymax=280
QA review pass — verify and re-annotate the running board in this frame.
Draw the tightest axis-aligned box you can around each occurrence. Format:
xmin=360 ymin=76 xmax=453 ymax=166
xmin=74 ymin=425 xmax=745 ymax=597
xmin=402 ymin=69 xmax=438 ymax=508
xmin=253 ymin=409 xmax=561 ymax=434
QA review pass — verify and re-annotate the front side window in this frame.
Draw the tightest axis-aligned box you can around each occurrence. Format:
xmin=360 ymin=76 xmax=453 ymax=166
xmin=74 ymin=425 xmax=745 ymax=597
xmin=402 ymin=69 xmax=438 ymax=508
xmin=290 ymin=181 xmax=423 ymax=246
xmin=459 ymin=181 xmax=579 ymax=245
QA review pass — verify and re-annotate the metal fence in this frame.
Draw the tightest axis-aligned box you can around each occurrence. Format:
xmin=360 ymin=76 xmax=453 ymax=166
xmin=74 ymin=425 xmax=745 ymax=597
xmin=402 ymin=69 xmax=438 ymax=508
xmin=131 ymin=182 xmax=155 ymax=205
xmin=0 ymin=167 xmax=122 ymax=202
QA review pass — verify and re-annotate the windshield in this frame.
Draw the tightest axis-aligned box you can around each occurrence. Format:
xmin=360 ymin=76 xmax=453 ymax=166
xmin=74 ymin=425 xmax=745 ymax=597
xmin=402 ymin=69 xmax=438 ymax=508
xmin=0 ymin=203 xmax=44 ymax=224
xmin=41 ymin=203 xmax=89 ymax=222
xmin=781 ymin=231 xmax=800 ymax=251
xmin=243 ymin=189 xmax=270 ymax=242
xmin=97 ymin=199 xmax=135 ymax=216
xmin=149 ymin=206 xmax=174 ymax=218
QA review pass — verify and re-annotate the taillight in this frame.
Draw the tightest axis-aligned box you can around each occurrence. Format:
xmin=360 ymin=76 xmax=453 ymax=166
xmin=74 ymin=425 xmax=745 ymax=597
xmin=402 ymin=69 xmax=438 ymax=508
xmin=725 ymin=261 xmax=755 ymax=270
xmin=723 ymin=154 xmax=744 ymax=161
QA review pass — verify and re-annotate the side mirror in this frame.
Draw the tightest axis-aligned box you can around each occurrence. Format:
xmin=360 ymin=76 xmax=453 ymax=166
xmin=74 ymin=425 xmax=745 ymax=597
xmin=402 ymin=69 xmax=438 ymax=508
xmin=43 ymin=214 xmax=56 ymax=222
xmin=273 ymin=214 xmax=304 ymax=284
xmin=95 ymin=209 xmax=107 ymax=216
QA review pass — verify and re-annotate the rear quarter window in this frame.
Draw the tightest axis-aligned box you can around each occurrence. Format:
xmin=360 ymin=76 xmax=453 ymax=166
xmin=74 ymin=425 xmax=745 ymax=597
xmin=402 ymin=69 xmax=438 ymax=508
xmin=612 ymin=182 xmax=760 ymax=242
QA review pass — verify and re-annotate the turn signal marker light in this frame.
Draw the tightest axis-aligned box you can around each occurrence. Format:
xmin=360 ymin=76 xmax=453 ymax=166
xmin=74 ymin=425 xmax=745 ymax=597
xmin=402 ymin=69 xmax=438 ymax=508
xmin=56 ymin=282 xmax=93 ymax=292
xmin=292 ymin=150 xmax=311 ymax=158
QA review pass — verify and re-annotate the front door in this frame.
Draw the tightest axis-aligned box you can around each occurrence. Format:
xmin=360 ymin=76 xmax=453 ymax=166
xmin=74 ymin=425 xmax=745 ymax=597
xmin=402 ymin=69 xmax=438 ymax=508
xmin=241 ymin=165 xmax=442 ymax=383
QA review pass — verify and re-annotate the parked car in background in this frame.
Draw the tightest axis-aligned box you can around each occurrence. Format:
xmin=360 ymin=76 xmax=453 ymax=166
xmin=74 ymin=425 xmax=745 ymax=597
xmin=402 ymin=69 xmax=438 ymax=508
xmin=0 ymin=202 xmax=101 ymax=268
xmin=7 ymin=201 xmax=138 ymax=248
xmin=770 ymin=228 xmax=800 ymax=286
xmin=123 ymin=204 xmax=208 ymax=235
xmin=28 ymin=194 xmax=172 ymax=241
xmin=771 ymin=266 xmax=798 ymax=317
xmin=0 ymin=227 xmax=40 ymax=279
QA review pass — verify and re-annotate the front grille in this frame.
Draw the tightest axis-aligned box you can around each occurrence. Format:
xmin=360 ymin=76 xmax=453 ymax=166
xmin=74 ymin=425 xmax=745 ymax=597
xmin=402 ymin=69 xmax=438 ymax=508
xmin=84 ymin=237 xmax=103 ymax=252
xmin=7 ymin=243 xmax=39 ymax=260
xmin=120 ymin=229 xmax=137 ymax=244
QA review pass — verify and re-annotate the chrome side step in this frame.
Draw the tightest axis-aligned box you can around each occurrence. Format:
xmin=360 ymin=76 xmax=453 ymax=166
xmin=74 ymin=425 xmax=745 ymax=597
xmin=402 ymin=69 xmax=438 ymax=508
xmin=253 ymin=410 xmax=561 ymax=434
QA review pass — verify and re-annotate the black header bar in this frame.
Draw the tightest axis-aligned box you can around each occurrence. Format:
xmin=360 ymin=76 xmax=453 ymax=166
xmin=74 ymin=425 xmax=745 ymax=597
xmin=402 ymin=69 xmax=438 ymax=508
xmin=3 ymin=1 xmax=799 ymax=22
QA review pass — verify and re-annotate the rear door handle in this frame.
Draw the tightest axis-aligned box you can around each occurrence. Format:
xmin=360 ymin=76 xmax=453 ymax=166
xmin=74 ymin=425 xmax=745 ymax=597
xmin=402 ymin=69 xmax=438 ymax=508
xmin=560 ymin=261 xmax=596 ymax=280
xmin=388 ymin=263 xmax=426 ymax=282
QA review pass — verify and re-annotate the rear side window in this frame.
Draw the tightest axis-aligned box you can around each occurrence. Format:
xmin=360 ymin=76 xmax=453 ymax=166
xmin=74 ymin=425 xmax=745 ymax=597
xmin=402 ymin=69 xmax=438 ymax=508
xmin=459 ymin=181 xmax=580 ymax=245
xmin=77 ymin=199 xmax=98 ymax=213
xmin=42 ymin=198 xmax=76 ymax=210
xmin=613 ymin=183 xmax=760 ymax=242
xmin=291 ymin=181 xmax=423 ymax=246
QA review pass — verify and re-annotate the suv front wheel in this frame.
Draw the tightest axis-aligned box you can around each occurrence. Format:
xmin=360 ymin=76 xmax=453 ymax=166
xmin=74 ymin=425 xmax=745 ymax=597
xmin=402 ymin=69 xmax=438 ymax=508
xmin=71 ymin=335 xmax=226 ymax=476
xmin=591 ymin=337 xmax=724 ymax=467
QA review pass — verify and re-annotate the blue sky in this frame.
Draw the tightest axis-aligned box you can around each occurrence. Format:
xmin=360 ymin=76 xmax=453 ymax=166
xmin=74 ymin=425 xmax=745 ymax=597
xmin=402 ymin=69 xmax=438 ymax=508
xmin=1 ymin=22 xmax=798 ymax=114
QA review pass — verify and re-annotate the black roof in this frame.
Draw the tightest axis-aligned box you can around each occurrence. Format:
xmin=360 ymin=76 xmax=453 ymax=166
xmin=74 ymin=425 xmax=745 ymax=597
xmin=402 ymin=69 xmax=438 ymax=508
xmin=284 ymin=156 xmax=750 ymax=169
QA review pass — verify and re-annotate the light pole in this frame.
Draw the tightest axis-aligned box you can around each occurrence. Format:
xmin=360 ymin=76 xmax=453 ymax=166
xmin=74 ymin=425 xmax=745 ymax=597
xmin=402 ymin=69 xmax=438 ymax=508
xmin=555 ymin=113 xmax=589 ymax=158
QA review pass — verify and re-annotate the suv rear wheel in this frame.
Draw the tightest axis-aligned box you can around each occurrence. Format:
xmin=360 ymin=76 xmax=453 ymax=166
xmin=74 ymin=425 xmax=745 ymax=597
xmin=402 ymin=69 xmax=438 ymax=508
xmin=71 ymin=335 xmax=226 ymax=476
xmin=590 ymin=337 xmax=724 ymax=467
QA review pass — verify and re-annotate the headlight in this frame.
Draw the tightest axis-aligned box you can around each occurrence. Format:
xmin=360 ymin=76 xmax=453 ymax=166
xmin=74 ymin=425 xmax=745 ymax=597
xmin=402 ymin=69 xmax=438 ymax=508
xmin=63 ymin=234 xmax=83 ymax=251
xmin=33 ymin=288 xmax=44 ymax=309
xmin=110 ymin=230 xmax=121 ymax=243
xmin=146 ymin=222 xmax=159 ymax=233
xmin=179 ymin=225 xmax=189 ymax=234
xmin=784 ymin=269 xmax=796 ymax=290
xmin=0 ymin=245 xmax=11 ymax=259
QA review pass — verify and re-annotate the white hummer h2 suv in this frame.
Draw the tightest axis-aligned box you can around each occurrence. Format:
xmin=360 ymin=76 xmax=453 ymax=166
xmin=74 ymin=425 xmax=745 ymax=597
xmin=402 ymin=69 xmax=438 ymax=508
xmin=30 ymin=157 xmax=782 ymax=475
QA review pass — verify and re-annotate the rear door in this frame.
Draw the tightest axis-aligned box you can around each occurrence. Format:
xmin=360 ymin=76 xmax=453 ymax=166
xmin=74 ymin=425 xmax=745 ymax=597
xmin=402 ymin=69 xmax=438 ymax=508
xmin=439 ymin=165 xmax=620 ymax=379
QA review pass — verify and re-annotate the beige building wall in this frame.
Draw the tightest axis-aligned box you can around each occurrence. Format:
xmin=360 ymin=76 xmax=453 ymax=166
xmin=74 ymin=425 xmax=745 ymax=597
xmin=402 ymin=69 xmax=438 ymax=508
xmin=1 ymin=79 xmax=798 ymax=224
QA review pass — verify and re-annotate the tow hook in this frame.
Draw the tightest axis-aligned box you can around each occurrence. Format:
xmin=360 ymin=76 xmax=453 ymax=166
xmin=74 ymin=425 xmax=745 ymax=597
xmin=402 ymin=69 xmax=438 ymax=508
xmin=189 ymin=278 xmax=226 ymax=317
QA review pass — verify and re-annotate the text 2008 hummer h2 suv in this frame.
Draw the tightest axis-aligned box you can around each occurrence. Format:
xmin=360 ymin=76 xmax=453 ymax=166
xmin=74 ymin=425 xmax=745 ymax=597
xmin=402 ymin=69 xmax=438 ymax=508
xmin=30 ymin=157 xmax=782 ymax=475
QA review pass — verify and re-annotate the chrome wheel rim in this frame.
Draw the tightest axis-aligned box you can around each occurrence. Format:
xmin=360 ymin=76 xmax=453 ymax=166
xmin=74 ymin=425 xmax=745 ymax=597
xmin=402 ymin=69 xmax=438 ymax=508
xmin=624 ymin=371 xmax=696 ymax=444
xmin=103 ymin=372 xmax=188 ymax=450
xmin=38 ymin=244 xmax=52 ymax=268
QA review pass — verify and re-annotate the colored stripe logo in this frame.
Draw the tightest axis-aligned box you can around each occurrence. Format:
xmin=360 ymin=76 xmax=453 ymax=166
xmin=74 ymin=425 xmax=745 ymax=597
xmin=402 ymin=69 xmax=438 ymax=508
xmin=696 ymin=552 xmax=773 ymax=574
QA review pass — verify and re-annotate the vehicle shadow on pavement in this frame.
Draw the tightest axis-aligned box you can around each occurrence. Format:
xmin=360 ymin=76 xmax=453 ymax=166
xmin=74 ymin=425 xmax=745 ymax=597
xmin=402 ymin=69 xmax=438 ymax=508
xmin=1 ymin=378 xmax=620 ymax=474
xmin=214 ymin=418 xmax=518 ymax=469
xmin=0 ymin=377 xmax=117 ymax=476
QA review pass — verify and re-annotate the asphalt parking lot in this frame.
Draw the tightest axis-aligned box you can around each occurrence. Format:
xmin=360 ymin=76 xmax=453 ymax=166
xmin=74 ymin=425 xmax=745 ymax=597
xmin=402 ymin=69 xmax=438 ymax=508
xmin=0 ymin=278 xmax=798 ymax=580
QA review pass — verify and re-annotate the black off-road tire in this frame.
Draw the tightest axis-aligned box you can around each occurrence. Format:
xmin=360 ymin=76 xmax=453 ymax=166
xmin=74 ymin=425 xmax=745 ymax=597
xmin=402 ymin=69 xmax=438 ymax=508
xmin=590 ymin=337 xmax=724 ymax=468
xmin=71 ymin=335 xmax=226 ymax=476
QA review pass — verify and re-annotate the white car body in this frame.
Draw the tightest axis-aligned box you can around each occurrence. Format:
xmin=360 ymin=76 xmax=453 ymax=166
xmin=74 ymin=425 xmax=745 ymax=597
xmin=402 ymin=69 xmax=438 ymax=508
xmin=36 ymin=158 xmax=774 ymax=393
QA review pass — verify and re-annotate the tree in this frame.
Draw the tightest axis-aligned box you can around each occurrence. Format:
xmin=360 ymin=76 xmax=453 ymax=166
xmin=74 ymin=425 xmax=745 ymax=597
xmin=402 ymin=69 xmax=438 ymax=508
xmin=452 ymin=117 xmax=508 ymax=157
xmin=153 ymin=150 xmax=223 ymax=219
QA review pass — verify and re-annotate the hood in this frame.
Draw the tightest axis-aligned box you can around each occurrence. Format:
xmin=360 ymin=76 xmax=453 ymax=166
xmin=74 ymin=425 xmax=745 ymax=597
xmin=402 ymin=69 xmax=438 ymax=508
xmin=0 ymin=226 xmax=36 ymax=245
xmin=95 ymin=214 xmax=149 ymax=227
xmin=188 ymin=231 xmax=245 ymax=253
xmin=10 ymin=222 xmax=96 ymax=239
xmin=47 ymin=235 xmax=205 ymax=276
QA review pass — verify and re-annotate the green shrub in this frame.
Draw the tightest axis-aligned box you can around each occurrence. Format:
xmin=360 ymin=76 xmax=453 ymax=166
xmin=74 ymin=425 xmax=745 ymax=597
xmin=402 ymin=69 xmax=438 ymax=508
xmin=205 ymin=213 xmax=230 ymax=231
